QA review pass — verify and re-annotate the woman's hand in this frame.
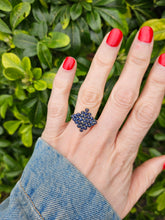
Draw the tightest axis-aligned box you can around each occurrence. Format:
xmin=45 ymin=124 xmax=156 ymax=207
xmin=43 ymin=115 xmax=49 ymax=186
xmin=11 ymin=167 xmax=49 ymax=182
xmin=41 ymin=26 xmax=165 ymax=218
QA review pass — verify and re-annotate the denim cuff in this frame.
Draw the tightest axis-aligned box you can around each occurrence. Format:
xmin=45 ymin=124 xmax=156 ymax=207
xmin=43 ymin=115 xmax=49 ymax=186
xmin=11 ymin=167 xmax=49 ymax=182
xmin=19 ymin=138 xmax=121 ymax=220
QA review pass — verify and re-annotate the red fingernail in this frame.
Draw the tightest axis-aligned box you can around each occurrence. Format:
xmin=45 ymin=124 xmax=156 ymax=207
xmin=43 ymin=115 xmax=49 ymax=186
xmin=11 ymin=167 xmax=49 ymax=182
xmin=138 ymin=26 xmax=153 ymax=43
xmin=158 ymin=53 xmax=165 ymax=66
xmin=163 ymin=162 xmax=165 ymax=170
xmin=63 ymin=57 xmax=75 ymax=70
xmin=106 ymin=28 xmax=123 ymax=47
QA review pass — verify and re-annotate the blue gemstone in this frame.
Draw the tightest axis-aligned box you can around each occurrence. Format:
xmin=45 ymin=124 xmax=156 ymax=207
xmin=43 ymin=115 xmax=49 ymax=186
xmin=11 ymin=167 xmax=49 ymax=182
xmin=85 ymin=108 xmax=89 ymax=112
xmin=77 ymin=113 xmax=81 ymax=116
xmin=81 ymin=111 xmax=85 ymax=114
xmin=80 ymin=129 xmax=83 ymax=132
xmin=83 ymin=126 xmax=87 ymax=130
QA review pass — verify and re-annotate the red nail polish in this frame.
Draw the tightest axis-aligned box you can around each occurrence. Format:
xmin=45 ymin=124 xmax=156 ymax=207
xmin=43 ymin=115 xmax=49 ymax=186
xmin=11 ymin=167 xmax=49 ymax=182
xmin=106 ymin=28 xmax=123 ymax=47
xmin=138 ymin=26 xmax=153 ymax=43
xmin=163 ymin=162 xmax=165 ymax=170
xmin=158 ymin=53 xmax=165 ymax=66
xmin=63 ymin=57 xmax=75 ymax=70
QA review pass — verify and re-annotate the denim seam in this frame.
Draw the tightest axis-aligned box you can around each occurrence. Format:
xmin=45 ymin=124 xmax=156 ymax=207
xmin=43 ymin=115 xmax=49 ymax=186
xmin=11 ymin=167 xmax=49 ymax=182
xmin=19 ymin=181 xmax=44 ymax=220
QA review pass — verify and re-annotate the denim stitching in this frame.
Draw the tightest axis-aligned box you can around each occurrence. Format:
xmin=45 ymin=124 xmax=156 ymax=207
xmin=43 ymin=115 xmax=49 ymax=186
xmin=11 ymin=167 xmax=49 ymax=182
xmin=19 ymin=181 xmax=44 ymax=220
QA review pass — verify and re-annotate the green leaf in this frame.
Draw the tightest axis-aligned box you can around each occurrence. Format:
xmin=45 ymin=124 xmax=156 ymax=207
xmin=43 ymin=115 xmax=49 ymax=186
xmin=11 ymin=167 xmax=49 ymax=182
xmin=60 ymin=6 xmax=70 ymax=29
xmin=10 ymin=2 xmax=31 ymax=30
xmin=3 ymin=154 xmax=18 ymax=168
xmin=3 ymin=67 xmax=24 ymax=81
xmin=21 ymin=124 xmax=33 ymax=147
xmin=15 ymin=84 xmax=27 ymax=100
xmin=29 ymin=100 xmax=43 ymax=124
xmin=0 ymin=184 xmax=13 ymax=193
xmin=32 ymin=6 xmax=49 ymax=23
xmin=156 ymin=191 xmax=165 ymax=211
xmin=0 ymin=102 xmax=8 ymax=119
xmin=42 ymin=72 xmax=56 ymax=89
xmin=31 ymin=21 xmax=48 ymax=40
xmin=42 ymin=32 xmax=70 ymax=49
xmin=0 ymin=94 xmax=13 ymax=106
xmin=158 ymin=108 xmax=165 ymax=127
xmin=149 ymin=148 xmax=162 ymax=157
xmin=13 ymin=33 xmax=38 ymax=51
xmin=141 ymin=19 xmax=165 ymax=41
xmin=0 ymin=139 xmax=11 ymax=148
xmin=86 ymin=9 xmax=101 ymax=32
xmin=12 ymin=106 xmax=29 ymax=122
xmin=73 ymin=75 xmax=79 ymax=83
xmin=93 ymin=0 xmax=114 ymax=6
xmin=0 ymin=18 xmax=11 ymax=34
xmin=148 ymin=186 xmax=165 ymax=197
xmin=6 ymin=170 xmax=22 ymax=178
xmin=0 ymin=0 xmax=12 ymax=12
xmin=97 ymin=7 xmax=129 ymax=35
xmin=70 ymin=3 xmax=82 ymax=21
xmin=3 ymin=120 xmax=22 ymax=135
xmin=0 ymin=126 xmax=4 ymax=135
xmin=80 ymin=1 xmax=92 ymax=11
xmin=32 ymin=68 xmax=42 ymax=80
xmin=37 ymin=42 xmax=52 ymax=69
xmin=2 ymin=53 xmax=22 ymax=69
xmin=67 ymin=22 xmax=81 ymax=55
xmin=90 ymin=29 xmax=103 ymax=45
xmin=39 ymin=0 xmax=48 ymax=8
xmin=154 ymin=133 xmax=165 ymax=141
xmin=22 ymin=57 xmax=31 ymax=72
xmin=0 ymin=31 xmax=11 ymax=44
xmin=34 ymin=80 xmax=47 ymax=91
xmin=76 ymin=17 xmax=90 ymax=43
xmin=156 ymin=0 xmax=165 ymax=6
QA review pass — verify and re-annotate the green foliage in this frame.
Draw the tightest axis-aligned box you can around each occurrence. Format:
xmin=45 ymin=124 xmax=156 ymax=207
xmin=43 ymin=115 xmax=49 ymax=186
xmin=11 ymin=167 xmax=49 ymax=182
xmin=0 ymin=0 xmax=164 ymax=219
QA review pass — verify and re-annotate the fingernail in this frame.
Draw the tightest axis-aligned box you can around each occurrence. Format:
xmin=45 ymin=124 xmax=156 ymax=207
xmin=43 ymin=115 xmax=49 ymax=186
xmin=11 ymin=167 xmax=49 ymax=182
xmin=163 ymin=162 xmax=165 ymax=170
xmin=106 ymin=28 xmax=123 ymax=47
xmin=158 ymin=53 xmax=165 ymax=66
xmin=63 ymin=57 xmax=75 ymax=70
xmin=138 ymin=26 xmax=153 ymax=43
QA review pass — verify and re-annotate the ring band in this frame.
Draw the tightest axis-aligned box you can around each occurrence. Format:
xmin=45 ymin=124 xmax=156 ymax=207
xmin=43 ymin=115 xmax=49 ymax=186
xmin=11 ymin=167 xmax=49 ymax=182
xmin=71 ymin=108 xmax=97 ymax=132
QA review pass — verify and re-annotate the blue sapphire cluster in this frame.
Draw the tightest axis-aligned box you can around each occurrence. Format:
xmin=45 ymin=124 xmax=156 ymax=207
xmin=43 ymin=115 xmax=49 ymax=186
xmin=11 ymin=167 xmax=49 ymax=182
xmin=71 ymin=108 xmax=97 ymax=132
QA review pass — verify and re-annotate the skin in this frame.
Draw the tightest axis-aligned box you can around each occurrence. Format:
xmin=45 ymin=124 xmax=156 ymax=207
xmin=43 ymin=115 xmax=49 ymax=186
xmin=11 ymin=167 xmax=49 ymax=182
xmin=41 ymin=29 xmax=165 ymax=219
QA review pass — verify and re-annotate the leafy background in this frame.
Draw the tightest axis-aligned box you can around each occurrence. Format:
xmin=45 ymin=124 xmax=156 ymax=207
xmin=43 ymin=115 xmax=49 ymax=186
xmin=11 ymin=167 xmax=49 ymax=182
xmin=0 ymin=0 xmax=165 ymax=219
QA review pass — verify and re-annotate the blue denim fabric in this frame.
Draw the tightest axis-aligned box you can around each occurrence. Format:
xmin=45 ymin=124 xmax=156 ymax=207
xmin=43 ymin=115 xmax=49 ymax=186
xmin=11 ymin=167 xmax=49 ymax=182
xmin=0 ymin=138 xmax=121 ymax=220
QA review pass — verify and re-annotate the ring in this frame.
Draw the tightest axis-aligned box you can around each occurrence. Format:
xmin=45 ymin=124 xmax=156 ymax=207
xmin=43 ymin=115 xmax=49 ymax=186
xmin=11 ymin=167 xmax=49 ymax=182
xmin=71 ymin=108 xmax=97 ymax=132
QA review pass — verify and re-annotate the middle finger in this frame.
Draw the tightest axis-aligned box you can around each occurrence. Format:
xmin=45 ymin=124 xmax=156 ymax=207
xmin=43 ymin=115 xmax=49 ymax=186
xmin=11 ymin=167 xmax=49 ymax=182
xmin=93 ymin=26 xmax=154 ymax=143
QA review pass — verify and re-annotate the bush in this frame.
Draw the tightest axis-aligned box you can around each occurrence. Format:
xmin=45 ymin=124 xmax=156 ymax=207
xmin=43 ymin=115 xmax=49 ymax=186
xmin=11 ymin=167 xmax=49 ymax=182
xmin=0 ymin=0 xmax=165 ymax=219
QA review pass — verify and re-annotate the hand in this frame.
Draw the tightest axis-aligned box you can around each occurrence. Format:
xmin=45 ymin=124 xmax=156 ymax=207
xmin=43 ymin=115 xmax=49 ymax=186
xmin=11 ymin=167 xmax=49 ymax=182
xmin=41 ymin=27 xmax=165 ymax=218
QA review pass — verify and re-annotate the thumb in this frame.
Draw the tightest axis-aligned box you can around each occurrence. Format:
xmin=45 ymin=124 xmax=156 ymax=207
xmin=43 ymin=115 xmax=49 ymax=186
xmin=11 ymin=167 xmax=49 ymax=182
xmin=122 ymin=155 xmax=165 ymax=217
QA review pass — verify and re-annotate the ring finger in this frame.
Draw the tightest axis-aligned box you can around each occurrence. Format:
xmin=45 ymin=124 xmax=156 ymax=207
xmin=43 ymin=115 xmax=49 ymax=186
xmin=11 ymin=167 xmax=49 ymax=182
xmin=67 ymin=28 xmax=123 ymax=135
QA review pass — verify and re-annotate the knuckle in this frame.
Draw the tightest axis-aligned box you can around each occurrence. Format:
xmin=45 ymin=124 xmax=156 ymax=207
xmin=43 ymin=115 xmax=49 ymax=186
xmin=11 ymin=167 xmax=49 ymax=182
xmin=48 ymin=100 xmax=65 ymax=119
xmin=95 ymin=55 xmax=110 ymax=67
xmin=54 ymin=77 xmax=69 ymax=95
xmin=112 ymin=88 xmax=137 ymax=110
xmin=134 ymin=103 xmax=159 ymax=128
xmin=128 ymin=54 xmax=149 ymax=67
xmin=79 ymin=87 xmax=103 ymax=106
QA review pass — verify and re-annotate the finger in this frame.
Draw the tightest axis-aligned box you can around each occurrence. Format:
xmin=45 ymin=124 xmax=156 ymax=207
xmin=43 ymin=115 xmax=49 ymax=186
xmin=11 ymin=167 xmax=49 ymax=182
xmin=66 ymin=28 xmax=123 ymax=135
xmin=116 ymin=53 xmax=165 ymax=159
xmin=94 ymin=26 xmax=154 ymax=142
xmin=42 ymin=57 xmax=76 ymax=139
xmin=121 ymin=156 xmax=165 ymax=218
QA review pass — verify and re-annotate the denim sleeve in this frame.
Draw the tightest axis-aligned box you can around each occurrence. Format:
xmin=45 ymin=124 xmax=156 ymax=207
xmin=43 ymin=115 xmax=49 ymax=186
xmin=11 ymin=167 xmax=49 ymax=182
xmin=0 ymin=138 xmax=121 ymax=220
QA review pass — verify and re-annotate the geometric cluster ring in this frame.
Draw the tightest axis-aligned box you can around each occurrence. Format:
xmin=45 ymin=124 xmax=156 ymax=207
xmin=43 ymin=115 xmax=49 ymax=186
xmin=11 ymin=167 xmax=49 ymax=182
xmin=71 ymin=108 xmax=97 ymax=132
